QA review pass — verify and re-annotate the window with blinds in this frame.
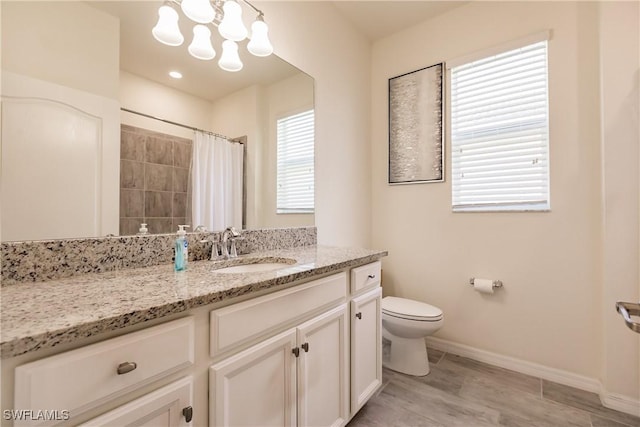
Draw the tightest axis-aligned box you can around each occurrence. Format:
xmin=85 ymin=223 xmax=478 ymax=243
xmin=450 ymin=40 xmax=550 ymax=212
xmin=277 ymin=109 xmax=314 ymax=214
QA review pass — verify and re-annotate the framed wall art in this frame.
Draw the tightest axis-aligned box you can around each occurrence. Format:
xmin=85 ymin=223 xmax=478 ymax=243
xmin=388 ymin=62 xmax=444 ymax=184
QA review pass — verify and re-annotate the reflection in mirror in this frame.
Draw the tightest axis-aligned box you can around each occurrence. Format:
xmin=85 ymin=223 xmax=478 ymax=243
xmin=0 ymin=0 xmax=314 ymax=242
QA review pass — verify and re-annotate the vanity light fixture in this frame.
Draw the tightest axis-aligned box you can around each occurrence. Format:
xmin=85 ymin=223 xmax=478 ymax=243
xmin=169 ymin=71 xmax=183 ymax=79
xmin=152 ymin=0 xmax=273 ymax=73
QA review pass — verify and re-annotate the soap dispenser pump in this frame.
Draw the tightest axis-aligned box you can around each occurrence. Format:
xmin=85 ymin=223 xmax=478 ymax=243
xmin=175 ymin=225 xmax=190 ymax=271
xmin=137 ymin=223 xmax=149 ymax=235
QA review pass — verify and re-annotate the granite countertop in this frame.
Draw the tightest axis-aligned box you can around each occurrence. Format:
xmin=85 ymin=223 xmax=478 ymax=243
xmin=0 ymin=245 xmax=387 ymax=359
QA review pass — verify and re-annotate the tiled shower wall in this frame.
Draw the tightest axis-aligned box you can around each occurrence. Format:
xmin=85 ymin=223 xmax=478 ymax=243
xmin=120 ymin=125 xmax=192 ymax=235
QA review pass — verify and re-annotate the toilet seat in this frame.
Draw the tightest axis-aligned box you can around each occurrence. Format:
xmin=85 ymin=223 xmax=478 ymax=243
xmin=382 ymin=296 xmax=443 ymax=322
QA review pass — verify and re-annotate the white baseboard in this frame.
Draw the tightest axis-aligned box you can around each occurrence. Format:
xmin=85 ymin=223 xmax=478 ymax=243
xmin=425 ymin=336 xmax=640 ymax=417
xmin=601 ymin=390 xmax=640 ymax=417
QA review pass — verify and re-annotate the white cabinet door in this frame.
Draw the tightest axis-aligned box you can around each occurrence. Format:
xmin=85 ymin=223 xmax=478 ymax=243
xmin=297 ymin=305 xmax=349 ymax=427
xmin=79 ymin=377 xmax=193 ymax=427
xmin=209 ymin=330 xmax=297 ymax=427
xmin=350 ymin=287 xmax=382 ymax=412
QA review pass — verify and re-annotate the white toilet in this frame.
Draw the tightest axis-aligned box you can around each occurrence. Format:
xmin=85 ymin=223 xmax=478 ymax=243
xmin=381 ymin=296 xmax=444 ymax=376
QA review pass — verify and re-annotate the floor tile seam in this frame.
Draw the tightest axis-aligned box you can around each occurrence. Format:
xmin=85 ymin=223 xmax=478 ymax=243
xmin=390 ymin=376 xmax=502 ymax=421
xmin=387 ymin=392 xmax=496 ymax=427
xmin=589 ymin=414 xmax=637 ymax=427
xmin=456 ymin=375 xmax=597 ymax=426
xmin=589 ymin=413 xmax=634 ymax=427
xmin=536 ymin=394 xmax=631 ymax=427
xmin=539 ymin=388 xmax=638 ymax=427
xmin=440 ymin=353 xmax=541 ymax=385
xmin=376 ymin=382 xmax=449 ymax=427
xmin=455 ymin=369 xmax=545 ymax=401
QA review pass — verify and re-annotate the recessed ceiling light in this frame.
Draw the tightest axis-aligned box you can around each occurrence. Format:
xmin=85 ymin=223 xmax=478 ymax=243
xmin=169 ymin=71 xmax=183 ymax=79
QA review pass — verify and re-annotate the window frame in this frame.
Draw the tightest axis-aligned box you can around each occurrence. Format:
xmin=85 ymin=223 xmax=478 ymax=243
xmin=275 ymin=108 xmax=315 ymax=215
xmin=446 ymin=32 xmax=551 ymax=213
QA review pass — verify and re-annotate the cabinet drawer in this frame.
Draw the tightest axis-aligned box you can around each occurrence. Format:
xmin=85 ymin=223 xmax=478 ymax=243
xmin=210 ymin=272 xmax=347 ymax=357
xmin=350 ymin=261 xmax=381 ymax=294
xmin=15 ymin=317 xmax=194 ymax=426
xmin=78 ymin=376 xmax=193 ymax=427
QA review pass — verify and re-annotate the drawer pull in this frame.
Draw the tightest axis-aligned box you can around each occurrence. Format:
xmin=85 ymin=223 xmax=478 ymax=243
xmin=183 ymin=406 xmax=193 ymax=423
xmin=367 ymin=274 xmax=376 ymax=279
xmin=301 ymin=342 xmax=309 ymax=352
xmin=292 ymin=347 xmax=300 ymax=357
xmin=116 ymin=361 xmax=137 ymax=375
xmin=355 ymin=312 xmax=362 ymax=320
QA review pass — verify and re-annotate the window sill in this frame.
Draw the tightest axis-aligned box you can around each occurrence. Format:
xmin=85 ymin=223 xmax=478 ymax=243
xmin=453 ymin=203 xmax=550 ymax=213
xmin=276 ymin=211 xmax=314 ymax=215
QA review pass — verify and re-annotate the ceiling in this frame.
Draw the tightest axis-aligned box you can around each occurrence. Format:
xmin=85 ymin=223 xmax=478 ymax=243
xmin=89 ymin=1 xmax=300 ymax=102
xmin=88 ymin=1 xmax=466 ymax=102
xmin=332 ymin=1 xmax=467 ymax=41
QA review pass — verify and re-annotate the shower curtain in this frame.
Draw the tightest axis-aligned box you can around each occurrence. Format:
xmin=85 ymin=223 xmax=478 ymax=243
xmin=191 ymin=131 xmax=243 ymax=232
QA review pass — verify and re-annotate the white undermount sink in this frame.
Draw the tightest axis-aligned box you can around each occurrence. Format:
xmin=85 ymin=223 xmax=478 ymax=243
xmin=211 ymin=257 xmax=296 ymax=274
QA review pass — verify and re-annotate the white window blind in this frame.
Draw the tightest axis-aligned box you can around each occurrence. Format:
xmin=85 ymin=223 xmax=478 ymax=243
xmin=451 ymin=40 xmax=550 ymax=212
xmin=277 ymin=109 xmax=314 ymax=214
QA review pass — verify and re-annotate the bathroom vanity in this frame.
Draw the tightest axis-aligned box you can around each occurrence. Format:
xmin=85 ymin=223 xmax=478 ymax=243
xmin=0 ymin=245 xmax=386 ymax=427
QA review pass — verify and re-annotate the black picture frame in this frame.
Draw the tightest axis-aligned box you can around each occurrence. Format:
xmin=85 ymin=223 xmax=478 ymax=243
xmin=388 ymin=62 xmax=444 ymax=184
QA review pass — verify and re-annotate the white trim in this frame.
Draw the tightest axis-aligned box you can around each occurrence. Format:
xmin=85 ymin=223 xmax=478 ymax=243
xmin=426 ymin=337 xmax=640 ymax=417
xmin=446 ymin=30 xmax=552 ymax=69
xmin=425 ymin=336 xmax=599 ymax=392
xmin=600 ymin=389 xmax=640 ymax=417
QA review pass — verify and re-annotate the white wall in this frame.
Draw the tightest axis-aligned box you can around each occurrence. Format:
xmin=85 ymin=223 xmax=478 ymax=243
xmin=263 ymin=72 xmax=315 ymax=228
xmin=372 ymin=0 xmax=603 ymax=381
xmin=1 ymin=1 xmax=121 ymax=238
xmin=1 ymin=1 xmax=119 ymax=99
xmin=255 ymin=1 xmax=372 ymax=247
xmin=119 ymin=71 xmax=212 ymax=140
xmin=599 ymin=1 xmax=640 ymax=404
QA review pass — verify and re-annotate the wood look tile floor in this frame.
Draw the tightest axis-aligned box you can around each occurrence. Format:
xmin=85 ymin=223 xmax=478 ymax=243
xmin=347 ymin=347 xmax=640 ymax=427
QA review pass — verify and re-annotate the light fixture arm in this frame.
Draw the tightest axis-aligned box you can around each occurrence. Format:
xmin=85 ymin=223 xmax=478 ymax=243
xmin=167 ymin=0 xmax=264 ymax=22
xmin=239 ymin=0 xmax=263 ymax=16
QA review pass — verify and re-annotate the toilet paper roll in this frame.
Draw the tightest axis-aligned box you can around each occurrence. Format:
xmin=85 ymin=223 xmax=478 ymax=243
xmin=473 ymin=278 xmax=494 ymax=294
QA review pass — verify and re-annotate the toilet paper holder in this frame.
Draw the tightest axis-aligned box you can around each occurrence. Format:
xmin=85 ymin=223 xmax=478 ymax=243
xmin=469 ymin=277 xmax=503 ymax=289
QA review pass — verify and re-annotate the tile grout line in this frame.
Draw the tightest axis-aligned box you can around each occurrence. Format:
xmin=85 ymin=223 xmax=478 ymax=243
xmin=539 ymin=380 xmax=636 ymax=427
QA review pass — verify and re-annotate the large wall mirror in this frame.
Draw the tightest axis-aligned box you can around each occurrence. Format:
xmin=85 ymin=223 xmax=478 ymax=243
xmin=1 ymin=0 xmax=315 ymax=242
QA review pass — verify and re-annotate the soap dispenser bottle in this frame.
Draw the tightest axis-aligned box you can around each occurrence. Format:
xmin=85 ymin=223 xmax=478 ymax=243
xmin=174 ymin=225 xmax=190 ymax=271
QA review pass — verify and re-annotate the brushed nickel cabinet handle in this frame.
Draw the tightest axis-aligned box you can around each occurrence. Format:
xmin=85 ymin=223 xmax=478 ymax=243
xmin=117 ymin=361 xmax=137 ymax=375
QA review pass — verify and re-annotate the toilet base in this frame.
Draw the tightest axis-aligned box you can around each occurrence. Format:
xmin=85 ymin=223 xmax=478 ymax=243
xmin=382 ymin=329 xmax=430 ymax=376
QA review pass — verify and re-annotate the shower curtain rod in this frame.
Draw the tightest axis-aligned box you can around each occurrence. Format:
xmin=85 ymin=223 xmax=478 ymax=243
xmin=121 ymin=107 xmax=244 ymax=144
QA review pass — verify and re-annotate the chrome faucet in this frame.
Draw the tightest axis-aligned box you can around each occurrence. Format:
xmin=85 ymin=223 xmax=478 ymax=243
xmin=221 ymin=226 xmax=241 ymax=259
xmin=200 ymin=234 xmax=222 ymax=261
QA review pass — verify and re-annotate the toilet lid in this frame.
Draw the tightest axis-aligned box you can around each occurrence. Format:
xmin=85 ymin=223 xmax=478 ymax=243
xmin=382 ymin=296 xmax=443 ymax=321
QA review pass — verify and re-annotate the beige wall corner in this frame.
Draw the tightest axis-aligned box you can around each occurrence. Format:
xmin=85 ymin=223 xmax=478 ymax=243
xmin=599 ymin=0 xmax=640 ymax=405
xmin=255 ymin=1 xmax=372 ymax=247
